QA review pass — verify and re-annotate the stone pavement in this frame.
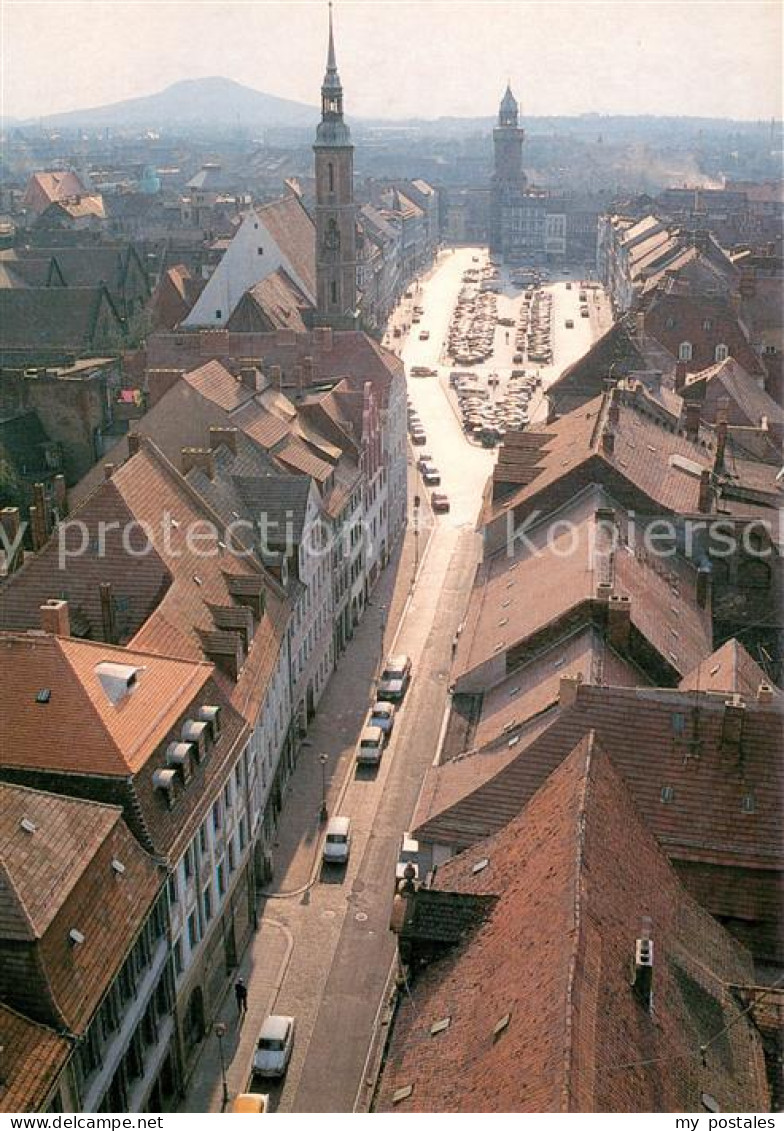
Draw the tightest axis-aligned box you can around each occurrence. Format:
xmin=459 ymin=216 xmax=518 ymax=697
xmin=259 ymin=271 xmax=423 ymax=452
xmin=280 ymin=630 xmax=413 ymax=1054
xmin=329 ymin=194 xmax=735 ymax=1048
xmin=180 ymin=919 xmax=292 ymax=1112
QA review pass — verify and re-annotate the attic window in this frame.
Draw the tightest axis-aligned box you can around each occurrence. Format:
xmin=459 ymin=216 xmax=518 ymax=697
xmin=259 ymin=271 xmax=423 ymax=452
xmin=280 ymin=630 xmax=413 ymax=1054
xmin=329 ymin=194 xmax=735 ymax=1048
xmin=672 ymin=713 xmax=686 ymax=735
xmin=508 ymin=735 xmax=520 ymax=747
xmin=95 ymin=662 xmax=141 ymax=706
xmin=430 ymin=1017 xmax=451 ymax=1036
xmin=702 ymin=1094 xmax=720 ymax=1113
xmin=193 ymin=575 xmax=203 ymax=586
xmin=661 ymin=786 xmax=675 ymax=804
xmin=667 ymin=650 xmax=679 ymax=663
xmin=493 ymin=1012 xmax=511 ymax=1041
xmin=69 ymin=928 xmax=85 ymax=946
xmin=170 ymin=518 xmax=180 ymax=529
xmin=742 ymin=794 xmax=756 ymax=814
xmin=20 ymin=817 xmax=37 ymax=834
xmin=508 ymin=686 xmax=521 ymax=697
xmin=553 ymin=657 xmax=565 ymax=669
xmin=257 ymin=247 xmax=264 ymax=255
xmin=472 ymin=857 xmax=489 ymax=874
xmin=36 ymin=689 xmax=51 ymax=704
xmin=498 ymin=617 xmax=509 ymax=627
xmin=392 ymin=1085 xmax=413 ymax=1105
xmin=710 ymin=664 xmax=720 ymax=676
xmin=493 ymin=643 xmax=504 ymax=653
xmin=111 ymin=858 xmax=126 ymax=876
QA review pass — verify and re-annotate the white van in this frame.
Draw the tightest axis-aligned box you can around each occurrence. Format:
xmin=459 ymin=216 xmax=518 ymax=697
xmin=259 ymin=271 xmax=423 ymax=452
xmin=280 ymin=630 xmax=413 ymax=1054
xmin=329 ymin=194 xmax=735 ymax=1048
xmin=356 ymin=725 xmax=385 ymax=766
xmin=323 ymin=816 xmax=351 ymax=864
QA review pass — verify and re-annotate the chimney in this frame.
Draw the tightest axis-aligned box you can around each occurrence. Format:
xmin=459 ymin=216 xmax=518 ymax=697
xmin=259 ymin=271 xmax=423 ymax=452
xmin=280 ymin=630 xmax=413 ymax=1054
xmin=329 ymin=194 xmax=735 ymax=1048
xmin=558 ymin=673 xmax=584 ymax=707
xmin=600 ymin=428 xmax=615 ymax=456
xmin=674 ymin=360 xmax=687 ymax=392
xmin=104 ymin=463 xmax=116 ymax=480
xmin=696 ymin=565 xmax=711 ymax=608
xmin=716 ymin=397 xmax=730 ymax=425
xmin=28 ymin=504 xmax=47 ymax=552
xmin=293 ymin=363 xmax=304 ymax=395
xmin=209 ymin=426 xmax=238 ymax=455
xmin=632 ymin=936 xmax=654 ymax=1012
xmin=697 ymin=469 xmax=712 ymax=513
xmin=33 ymin=483 xmax=49 ymax=538
xmin=127 ymin=432 xmax=142 ymax=457
xmin=684 ymin=402 xmax=701 ymax=441
xmin=269 ymin=364 xmax=282 ymax=390
xmin=201 ymin=629 xmax=245 ymax=681
xmin=0 ymin=507 xmax=23 ymax=572
xmin=635 ymin=311 xmax=645 ymax=336
xmin=757 ymin=682 xmax=774 ymax=705
xmin=714 ymin=419 xmax=728 ymax=473
xmin=302 ymin=355 xmax=315 ymax=386
xmin=607 ymin=389 xmax=620 ymax=426
xmin=40 ymin=599 xmax=70 ymax=637
xmin=181 ymin=447 xmax=215 ymax=480
xmin=607 ymin=594 xmax=631 ymax=650
xmin=239 ymin=366 xmax=260 ymax=391
xmin=100 ymin=581 xmax=117 ymax=644
xmin=53 ymin=474 xmax=67 ymax=518
xmin=721 ymin=695 xmax=746 ymax=754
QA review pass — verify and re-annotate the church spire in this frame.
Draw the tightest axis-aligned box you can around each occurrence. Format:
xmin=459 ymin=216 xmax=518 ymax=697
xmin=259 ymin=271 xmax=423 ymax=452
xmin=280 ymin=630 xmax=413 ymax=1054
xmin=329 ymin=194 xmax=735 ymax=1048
xmin=326 ymin=1 xmax=337 ymax=74
xmin=316 ymin=1 xmax=351 ymax=145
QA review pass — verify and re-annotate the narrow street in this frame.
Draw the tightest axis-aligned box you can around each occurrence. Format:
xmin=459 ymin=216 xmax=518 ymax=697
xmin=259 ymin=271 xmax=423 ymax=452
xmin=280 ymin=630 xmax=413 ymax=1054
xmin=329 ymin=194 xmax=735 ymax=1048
xmin=180 ymin=247 xmax=610 ymax=1113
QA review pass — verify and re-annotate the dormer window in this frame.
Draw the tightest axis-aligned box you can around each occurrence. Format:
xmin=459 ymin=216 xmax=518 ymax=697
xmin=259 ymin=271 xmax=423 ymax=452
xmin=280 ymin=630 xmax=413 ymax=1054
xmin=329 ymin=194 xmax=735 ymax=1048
xmin=182 ymin=719 xmax=209 ymax=761
xmin=95 ymin=662 xmax=142 ymax=706
xmin=166 ymin=741 xmax=194 ymax=783
xmin=198 ymin=705 xmax=222 ymax=741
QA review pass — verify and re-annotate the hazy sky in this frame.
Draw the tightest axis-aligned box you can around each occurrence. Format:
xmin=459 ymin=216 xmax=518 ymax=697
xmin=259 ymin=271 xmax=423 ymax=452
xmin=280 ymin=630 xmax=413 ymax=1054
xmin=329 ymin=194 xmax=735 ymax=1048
xmin=3 ymin=0 xmax=782 ymax=121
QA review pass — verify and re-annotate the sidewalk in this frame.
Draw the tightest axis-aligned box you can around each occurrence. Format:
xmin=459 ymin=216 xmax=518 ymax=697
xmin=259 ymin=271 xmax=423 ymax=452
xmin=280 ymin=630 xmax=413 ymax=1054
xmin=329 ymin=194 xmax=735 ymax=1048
xmin=180 ymin=919 xmax=292 ymax=1112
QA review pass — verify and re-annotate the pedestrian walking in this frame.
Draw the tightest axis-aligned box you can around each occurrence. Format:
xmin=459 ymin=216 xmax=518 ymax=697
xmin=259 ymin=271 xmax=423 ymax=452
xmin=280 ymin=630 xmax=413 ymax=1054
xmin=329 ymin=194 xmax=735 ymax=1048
xmin=235 ymin=976 xmax=248 ymax=1018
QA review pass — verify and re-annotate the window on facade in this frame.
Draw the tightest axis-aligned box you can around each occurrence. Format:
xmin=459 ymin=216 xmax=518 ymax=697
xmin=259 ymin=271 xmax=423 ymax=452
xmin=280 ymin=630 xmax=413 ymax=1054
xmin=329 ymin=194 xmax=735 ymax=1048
xmin=215 ymin=309 xmax=222 ymax=320
xmin=665 ymin=316 xmax=676 ymax=329
xmin=239 ymin=817 xmax=248 ymax=851
xmin=328 ymin=162 xmax=334 ymax=192
xmin=678 ymin=341 xmax=693 ymax=361
xmin=203 ymin=884 xmax=213 ymax=922
xmin=212 ymin=799 xmax=222 ymax=832
xmin=199 ymin=821 xmax=208 ymax=854
xmin=217 ymin=861 xmax=226 ymax=897
xmin=187 ymin=911 xmax=200 ymax=949
xmin=173 ymin=936 xmax=184 ymax=976
xmin=183 ymin=844 xmax=195 ymax=881
xmin=224 ymin=780 xmax=232 ymax=810
xmin=714 ymin=343 xmax=729 ymax=362
xmin=167 ymin=873 xmax=179 ymax=907
xmin=228 ymin=838 xmax=237 ymax=872
xmin=703 ymin=318 xmax=713 ymax=331
xmin=330 ymin=280 xmax=338 ymax=306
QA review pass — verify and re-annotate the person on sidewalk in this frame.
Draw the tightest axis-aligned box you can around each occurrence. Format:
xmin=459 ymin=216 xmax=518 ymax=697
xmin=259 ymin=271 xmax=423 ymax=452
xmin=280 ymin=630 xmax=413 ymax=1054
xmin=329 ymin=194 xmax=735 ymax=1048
xmin=235 ymin=977 xmax=248 ymax=1018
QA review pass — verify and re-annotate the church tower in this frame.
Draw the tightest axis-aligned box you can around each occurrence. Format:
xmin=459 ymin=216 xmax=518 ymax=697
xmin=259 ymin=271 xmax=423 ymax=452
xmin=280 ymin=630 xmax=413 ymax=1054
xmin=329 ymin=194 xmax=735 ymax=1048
xmin=490 ymin=83 xmax=526 ymax=254
xmin=313 ymin=3 xmax=357 ymax=328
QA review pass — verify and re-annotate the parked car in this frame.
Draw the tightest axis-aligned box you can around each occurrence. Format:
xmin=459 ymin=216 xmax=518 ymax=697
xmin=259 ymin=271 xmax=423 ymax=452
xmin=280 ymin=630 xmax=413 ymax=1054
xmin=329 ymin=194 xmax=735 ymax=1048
xmin=252 ymin=1016 xmax=296 ymax=1079
xmin=416 ymin=452 xmax=433 ymax=470
xmin=419 ymin=330 xmax=430 ymax=340
xmin=565 ymin=319 xmax=574 ymax=329
xmin=231 ymin=1094 xmax=269 ymax=1113
xmin=566 ymin=282 xmax=572 ymax=290
xmin=410 ymin=365 xmax=436 ymax=377
xmin=580 ymin=306 xmax=589 ymax=318
xmin=378 ymin=655 xmax=412 ymax=702
xmin=369 ymin=700 xmax=396 ymax=735
xmin=431 ymin=492 xmax=450 ymax=513
xmin=422 ymin=463 xmax=441 ymax=486
xmin=513 ymin=353 xmax=524 ymax=363
xmin=356 ymin=724 xmax=385 ymax=766
xmin=323 ymin=816 xmax=351 ymax=864
xmin=411 ymin=431 xmax=427 ymax=446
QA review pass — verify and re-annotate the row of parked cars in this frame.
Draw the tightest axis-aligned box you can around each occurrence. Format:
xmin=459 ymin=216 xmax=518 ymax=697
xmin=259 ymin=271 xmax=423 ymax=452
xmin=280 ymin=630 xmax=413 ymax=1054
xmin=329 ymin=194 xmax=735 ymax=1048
xmin=447 ymin=267 xmax=499 ymax=365
xmin=519 ymin=289 xmax=553 ymax=365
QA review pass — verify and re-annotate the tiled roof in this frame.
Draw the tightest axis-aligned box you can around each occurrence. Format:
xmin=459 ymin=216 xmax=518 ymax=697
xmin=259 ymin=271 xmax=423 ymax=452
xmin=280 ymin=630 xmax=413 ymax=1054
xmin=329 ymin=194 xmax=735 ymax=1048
xmin=0 ymin=784 xmax=163 ymax=1033
xmin=182 ymin=359 xmax=257 ymax=412
xmin=413 ymin=684 xmax=784 ymax=945
xmin=459 ymin=486 xmax=712 ymax=684
xmin=685 ymin=357 xmax=784 ymax=427
xmin=0 ymin=634 xmax=212 ymax=777
xmin=22 ymin=171 xmax=87 ymax=212
xmin=42 ymin=196 xmax=105 ymax=222
xmin=0 ymin=287 xmax=123 ymax=351
xmin=378 ymin=734 xmax=769 ymax=1113
xmin=274 ymin=434 xmax=334 ymax=482
xmin=256 ymin=193 xmax=316 ymax=299
xmin=679 ymin=638 xmax=779 ymax=701
xmin=227 ymin=268 xmax=312 ymax=333
xmin=0 ymin=1005 xmax=71 ymax=1113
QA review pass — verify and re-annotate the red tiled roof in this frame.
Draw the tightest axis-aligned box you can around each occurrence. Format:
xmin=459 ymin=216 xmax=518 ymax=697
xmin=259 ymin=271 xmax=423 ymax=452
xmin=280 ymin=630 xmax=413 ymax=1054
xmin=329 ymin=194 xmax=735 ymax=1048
xmin=378 ymin=734 xmax=769 ymax=1113
xmin=182 ymin=359 xmax=257 ymax=412
xmin=0 ymin=784 xmax=163 ymax=1034
xmin=256 ymin=193 xmax=316 ymax=298
xmin=0 ymin=1005 xmax=71 ymax=1113
xmin=679 ymin=638 xmax=779 ymax=701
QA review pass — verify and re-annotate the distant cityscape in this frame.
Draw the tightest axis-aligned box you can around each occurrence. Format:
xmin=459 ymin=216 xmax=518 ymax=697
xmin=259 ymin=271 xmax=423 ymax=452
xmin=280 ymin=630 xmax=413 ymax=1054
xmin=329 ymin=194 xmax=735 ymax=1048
xmin=0 ymin=2 xmax=781 ymax=1120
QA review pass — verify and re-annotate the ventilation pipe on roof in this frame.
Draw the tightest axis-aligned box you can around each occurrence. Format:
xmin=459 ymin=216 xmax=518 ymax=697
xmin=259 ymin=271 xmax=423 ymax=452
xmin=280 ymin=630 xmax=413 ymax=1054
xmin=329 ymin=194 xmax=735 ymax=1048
xmin=600 ymin=428 xmax=615 ymax=456
xmin=698 ymin=469 xmax=712 ymax=514
xmin=684 ymin=402 xmax=701 ymax=441
xmin=104 ymin=463 xmax=116 ymax=480
xmin=100 ymin=581 xmax=116 ymax=644
xmin=53 ymin=474 xmax=68 ymax=518
xmin=181 ymin=447 xmax=215 ymax=481
xmin=127 ymin=432 xmax=142 ymax=458
xmin=696 ymin=566 xmax=711 ymax=609
xmin=239 ymin=367 xmax=261 ymax=391
xmin=714 ymin=419 xmax=728 ymax=474
xmin=28 ymin=503 xmax=46 ymax=553
xmin=757 ymin=683 xmax=774 ymax=704
xmin=674 ymin=360 xmax=687 ymax=393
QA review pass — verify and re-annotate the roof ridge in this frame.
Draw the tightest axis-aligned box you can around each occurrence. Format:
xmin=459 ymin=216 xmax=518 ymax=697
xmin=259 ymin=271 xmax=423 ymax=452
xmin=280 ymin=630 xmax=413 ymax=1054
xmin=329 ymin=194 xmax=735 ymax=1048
xmin=560 ymin=730 xmax=597 ymax=1112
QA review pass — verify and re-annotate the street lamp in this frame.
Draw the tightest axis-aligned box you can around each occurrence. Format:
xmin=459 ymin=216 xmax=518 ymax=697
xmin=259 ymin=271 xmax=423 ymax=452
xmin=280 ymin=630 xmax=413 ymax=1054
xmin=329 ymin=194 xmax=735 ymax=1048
xmin=214 ymin=1021 xmax=229 ymax=1108
xmin=319 ymin=754 xmax=328 ymax=823
xmin=413 ymin=495 xmax=421 ymax=579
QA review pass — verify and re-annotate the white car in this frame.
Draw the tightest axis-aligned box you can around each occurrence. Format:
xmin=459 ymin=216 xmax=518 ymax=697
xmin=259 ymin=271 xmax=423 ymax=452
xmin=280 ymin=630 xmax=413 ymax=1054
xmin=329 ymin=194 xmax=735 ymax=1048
xmin=369 ymin=700 xmax=396 ymax=735
xmin=356 ymin=724 xmax=385 ymax=766
xmin=323 ymin=816 xmax=351 ymax=864
xmin=252 ymin=1015 xmax=295 ymax=1079
xmin=378 ymin=655 xmax=412 ymax=702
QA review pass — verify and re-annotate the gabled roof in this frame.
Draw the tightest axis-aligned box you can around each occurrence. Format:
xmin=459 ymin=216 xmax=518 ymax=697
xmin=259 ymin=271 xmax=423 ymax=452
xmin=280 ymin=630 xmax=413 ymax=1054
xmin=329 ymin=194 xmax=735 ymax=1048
xmin=256 ymin=193 xmax=316 ymax=298
xmin=548 ymin=316 xmax=650 ymax=414
xmin=685 ymin=356 xmax=784 ymax=427
xmin=378 ymin=734 xmax=768 ymax=1113
xmin=0 ymin=287 xmax=124 ymax=351
xmin=679 ymin=638 xmax=779 ymax=701
xmin=226 ymin=268 xmax=312 ymax=333
xmin=0 ymin=634 xmax=213 ymax=777
xmin=0 ymin=1005 xmax=71 ymax=1113
xmin=22 ymin=171 xmax=88 ymax=213
xmin=0 ymin=784 xmax=163 ymax=1034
